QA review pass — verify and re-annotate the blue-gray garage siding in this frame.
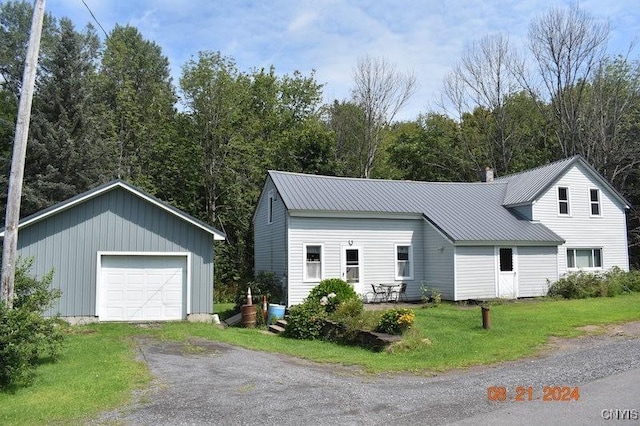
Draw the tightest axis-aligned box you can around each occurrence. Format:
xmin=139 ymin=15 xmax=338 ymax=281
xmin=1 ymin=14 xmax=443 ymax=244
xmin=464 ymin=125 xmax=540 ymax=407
xmin=16 ymin=187 xmax=215 ymax=317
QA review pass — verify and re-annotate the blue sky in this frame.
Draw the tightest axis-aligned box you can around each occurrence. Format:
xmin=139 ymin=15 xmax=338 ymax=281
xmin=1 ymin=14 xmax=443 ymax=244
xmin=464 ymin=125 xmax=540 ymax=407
xmin=43 ymin=0 xmax=640 ymax=120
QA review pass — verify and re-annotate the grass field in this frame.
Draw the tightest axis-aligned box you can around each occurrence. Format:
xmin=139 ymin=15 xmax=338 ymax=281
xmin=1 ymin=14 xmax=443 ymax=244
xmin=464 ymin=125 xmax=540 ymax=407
xmin=1 ymin=294 xmax=639 ymax=425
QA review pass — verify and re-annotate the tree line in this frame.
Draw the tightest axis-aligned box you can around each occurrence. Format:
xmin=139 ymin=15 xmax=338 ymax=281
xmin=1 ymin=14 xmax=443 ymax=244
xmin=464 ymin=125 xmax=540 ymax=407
xmin=1 ymin=1 xmax=639 ymax=289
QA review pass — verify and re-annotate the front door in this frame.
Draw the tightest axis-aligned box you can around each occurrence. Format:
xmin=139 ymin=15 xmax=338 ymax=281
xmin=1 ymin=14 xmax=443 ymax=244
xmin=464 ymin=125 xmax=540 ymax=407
xmin=497 ymin=247 xmax=517 ymax=298
xmin=342 ymin=247 xmax=362 ymax=294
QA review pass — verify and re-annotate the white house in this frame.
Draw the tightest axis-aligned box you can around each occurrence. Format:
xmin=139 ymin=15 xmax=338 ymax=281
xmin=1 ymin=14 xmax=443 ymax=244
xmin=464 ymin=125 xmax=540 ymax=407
xmin=253 ymin=156 xmax=630 ymax=306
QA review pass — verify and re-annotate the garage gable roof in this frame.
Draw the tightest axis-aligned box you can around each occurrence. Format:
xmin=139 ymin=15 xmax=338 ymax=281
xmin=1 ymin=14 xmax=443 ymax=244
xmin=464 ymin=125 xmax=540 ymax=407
xmin=268 ymin=171 xmax=563 ymax=245
xmin=0 ymin=180 xmax=226 ymax=240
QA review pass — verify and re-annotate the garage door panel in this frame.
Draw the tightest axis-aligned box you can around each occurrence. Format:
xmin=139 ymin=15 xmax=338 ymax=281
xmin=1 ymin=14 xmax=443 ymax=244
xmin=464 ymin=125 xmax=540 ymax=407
xmin=100 ymin=255 xmax=186 ymax=321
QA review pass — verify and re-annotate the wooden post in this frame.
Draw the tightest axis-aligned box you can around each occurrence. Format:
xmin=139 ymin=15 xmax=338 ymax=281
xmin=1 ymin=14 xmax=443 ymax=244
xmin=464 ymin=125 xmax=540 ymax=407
xmin=0 ymin=0 xmax=46 ymax=308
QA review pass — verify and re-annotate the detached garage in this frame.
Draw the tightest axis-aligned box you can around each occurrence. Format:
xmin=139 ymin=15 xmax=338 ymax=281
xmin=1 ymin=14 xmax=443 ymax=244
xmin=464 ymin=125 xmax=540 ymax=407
xmin=0 ymin=180 xmax=225 ymax=323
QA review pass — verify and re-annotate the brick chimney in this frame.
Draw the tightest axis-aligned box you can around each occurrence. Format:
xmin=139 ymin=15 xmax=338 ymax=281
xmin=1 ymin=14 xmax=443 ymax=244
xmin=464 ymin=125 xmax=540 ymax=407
xmin=485 ymin=167 xmax=494 ymax=183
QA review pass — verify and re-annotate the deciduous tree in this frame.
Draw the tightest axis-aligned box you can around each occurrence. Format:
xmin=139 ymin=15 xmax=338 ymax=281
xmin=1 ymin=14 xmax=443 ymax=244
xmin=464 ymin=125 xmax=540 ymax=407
xmin=351 ymin=55 xmax=416 ymax=178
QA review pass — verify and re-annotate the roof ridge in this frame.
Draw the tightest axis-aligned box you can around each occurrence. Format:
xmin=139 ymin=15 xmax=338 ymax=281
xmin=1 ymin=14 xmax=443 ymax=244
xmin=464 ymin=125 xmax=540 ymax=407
xmin=495 ymin=155 xmax=581 ymax=181
xmin=269 ymin=170 xmax=507 ymax=186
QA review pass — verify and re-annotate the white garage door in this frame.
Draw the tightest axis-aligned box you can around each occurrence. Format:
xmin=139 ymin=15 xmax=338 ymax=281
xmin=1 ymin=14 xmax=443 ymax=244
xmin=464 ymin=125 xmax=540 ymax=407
xmin=100 ymin=255 xmax=186 ymax=321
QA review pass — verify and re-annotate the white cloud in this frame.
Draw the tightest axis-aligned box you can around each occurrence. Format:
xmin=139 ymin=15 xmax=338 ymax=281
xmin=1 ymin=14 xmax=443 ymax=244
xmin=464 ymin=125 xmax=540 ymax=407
xmin=44 ymin=0 xmax=640 ymax=120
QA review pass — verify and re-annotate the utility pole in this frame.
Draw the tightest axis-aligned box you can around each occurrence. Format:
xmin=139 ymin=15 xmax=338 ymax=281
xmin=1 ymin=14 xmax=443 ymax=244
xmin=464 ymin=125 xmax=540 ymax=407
xmin=1 ymin=0 xmax=46 ymax=308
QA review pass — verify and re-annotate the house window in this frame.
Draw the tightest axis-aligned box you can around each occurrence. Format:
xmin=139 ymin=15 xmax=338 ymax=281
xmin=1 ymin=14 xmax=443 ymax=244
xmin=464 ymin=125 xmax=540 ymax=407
xmin=558 ymin=187 xmax=570 ymax=215
xmin=395 ymin=244 xmax=413 ymax=280
xmin=590 ymin=189 xmax=601 ymax=216
xmin=304 ymin=244 xmax=322 ymax=281
xmin=567 ymin=248 xmax=602 ymax=269
xmin=267 ymin=191 xmax=274 ymax=224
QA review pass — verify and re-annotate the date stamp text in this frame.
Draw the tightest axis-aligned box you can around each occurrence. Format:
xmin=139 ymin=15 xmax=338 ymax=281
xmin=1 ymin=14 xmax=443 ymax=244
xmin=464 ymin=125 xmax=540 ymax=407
xmin=487 ymin=386 xmax=580 ymax=402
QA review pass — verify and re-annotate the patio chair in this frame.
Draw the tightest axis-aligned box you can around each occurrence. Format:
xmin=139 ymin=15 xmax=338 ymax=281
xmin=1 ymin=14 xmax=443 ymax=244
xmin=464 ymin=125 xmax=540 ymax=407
xmin=390 ymin=283 xmax=408 ymax=302
xmin=366 ymin=284 xmax=387 ymax=303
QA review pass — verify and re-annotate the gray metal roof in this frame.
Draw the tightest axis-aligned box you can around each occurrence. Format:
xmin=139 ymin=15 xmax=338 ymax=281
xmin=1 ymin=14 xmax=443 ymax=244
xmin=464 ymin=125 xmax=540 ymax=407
xmin=496 ymin=155 xmax=629 ymax=208
xmin=1 ymin=180 xmax=226 ymax=240
xmin=269 ymin=171 xmax=564 ymax=244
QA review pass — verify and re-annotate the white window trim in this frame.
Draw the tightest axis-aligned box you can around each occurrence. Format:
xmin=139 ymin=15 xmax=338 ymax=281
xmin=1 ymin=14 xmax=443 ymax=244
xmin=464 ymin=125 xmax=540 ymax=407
xmin=394 ymin=243 xmax=414 ymax=280
xmin=303 ymin=243 xmax=324 ymax=283
xmin=267 ymin=190 xmax=274 ymax=224
xmin=566 ymin=248 xmax=603 ymax=271
xmin=589 ymin=188 xmax=602 ymax=217
xmin=557 ymin=186 xmax=571 ymax=216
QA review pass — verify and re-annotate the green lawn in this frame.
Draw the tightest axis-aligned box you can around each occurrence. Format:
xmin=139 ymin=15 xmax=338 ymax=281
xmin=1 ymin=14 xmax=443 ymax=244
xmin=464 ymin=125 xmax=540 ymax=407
xmin=2 ymin=294 xmax=639 ymax=425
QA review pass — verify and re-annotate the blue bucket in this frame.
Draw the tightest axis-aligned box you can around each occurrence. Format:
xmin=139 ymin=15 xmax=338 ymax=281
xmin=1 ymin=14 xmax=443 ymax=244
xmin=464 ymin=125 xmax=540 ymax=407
xmin=267 ymin=304 xmax=286 ymax=325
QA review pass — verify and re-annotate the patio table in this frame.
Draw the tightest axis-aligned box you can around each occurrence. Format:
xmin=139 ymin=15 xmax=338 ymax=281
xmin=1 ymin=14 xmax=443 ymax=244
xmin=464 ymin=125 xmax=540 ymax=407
xmin=378 ymin=283 xmax=400 ymax=302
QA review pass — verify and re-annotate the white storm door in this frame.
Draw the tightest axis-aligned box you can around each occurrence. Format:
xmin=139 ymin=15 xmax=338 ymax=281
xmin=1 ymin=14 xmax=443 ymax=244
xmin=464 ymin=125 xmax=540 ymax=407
xmin=342 ymin=247 xmax=362 ymax=294
xmin=497 ymin=247 xmax=517 ymax=298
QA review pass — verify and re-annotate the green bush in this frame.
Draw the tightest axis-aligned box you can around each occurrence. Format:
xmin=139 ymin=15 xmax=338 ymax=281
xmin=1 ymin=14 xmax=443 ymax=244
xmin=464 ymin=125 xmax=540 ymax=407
xmin=329 ymin=297 xmax=364 ymax=321
xmin=604 ymin=267 xmax=640 ymax=294
xmin=282 ymin=302 xmax=327 ymax=340
xmin=0 ymin=259 xmax=64 ymax=389
xmin=330 ymin=303 xmax=381 ymax=334
xmin=213 ymin=282 xmax=239 ymax=304
xmin=548 ymin=268 xmax=640 ymax=299
xmin=376 ymin=308 xmax=415 ymax=335
xmin=420 ymin=283 xmax=442 ymax=306
xmin=306 ymin=278 xmax=358 ymax=313
xmin=235 ymin=271 xmax=283 ymax=308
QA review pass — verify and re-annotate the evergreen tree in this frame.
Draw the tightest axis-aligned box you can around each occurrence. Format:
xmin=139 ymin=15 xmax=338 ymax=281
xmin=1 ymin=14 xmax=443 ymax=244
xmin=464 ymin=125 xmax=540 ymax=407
xmin=22 ymin=18 xmax=104 ymax=215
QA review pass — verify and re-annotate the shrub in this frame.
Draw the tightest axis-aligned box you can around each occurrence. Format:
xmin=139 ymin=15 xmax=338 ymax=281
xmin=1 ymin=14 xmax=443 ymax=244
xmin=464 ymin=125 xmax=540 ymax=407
xmin=547 ymin=271 xmax=602 ymax=299
xmin=0 ymin=259 xmax=64 ymax=388
xmin=604 ymin=267 xmax=640 ymax=294
xmin=306 ymin=278 xmax=358 ymax=313
xmin=214 ymin=282 xmax=239 ymax=304
xmin=282 ymin=302 xmax=327 ymax=340
xmin=420 ymin=283 xmax=442 ymax=306
xmin=329 ymin=297 xmax=364 ymax=321
xmin=235 ymin=271 xmax=283 ymax=308
xmin=377 ymin=308 xmax=415 ymax=335
xmin=547 ymin=268 xmax=640 ymax=299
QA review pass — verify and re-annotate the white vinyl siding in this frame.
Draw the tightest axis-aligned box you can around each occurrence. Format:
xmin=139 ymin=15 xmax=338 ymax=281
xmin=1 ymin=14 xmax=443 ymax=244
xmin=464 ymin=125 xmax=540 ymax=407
xmin=533 ymin=163 xmax=629 ymax=275
xmin=517 ymin=246 xmax=558 ymax=297
xmin=423 ymin=220 xmax=455 ymax=300
xmin=512 ymin=204 xmax=533 ymax=220
xmin=254 ymin=178 xmax=288 ymax=280
xmin=287 ymin=216 xmax=424 ymax=306
xmin=455 ymin=246 xmax=496 ymax=300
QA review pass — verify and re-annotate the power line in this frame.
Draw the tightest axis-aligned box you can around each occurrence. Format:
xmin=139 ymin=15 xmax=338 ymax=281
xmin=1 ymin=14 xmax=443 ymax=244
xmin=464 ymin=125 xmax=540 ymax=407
xmin=81 ymin=0 xmax=108 ymax=38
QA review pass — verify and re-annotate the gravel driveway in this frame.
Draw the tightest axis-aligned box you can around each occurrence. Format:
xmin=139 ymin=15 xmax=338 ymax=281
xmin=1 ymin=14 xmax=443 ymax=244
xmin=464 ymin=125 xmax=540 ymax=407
xmin=95 ymin=323 xmax=640 ymax=425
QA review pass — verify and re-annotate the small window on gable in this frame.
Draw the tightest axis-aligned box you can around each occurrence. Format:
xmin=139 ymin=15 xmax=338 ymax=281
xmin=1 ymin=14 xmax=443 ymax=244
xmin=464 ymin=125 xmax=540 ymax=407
xmin=590 ymin=188 xmax=601 ymax=216
xmin=267 ymin=191 xmax=274 ymax=224
xmin=395 ymin=244 xmax=413 ymax=280
xmin=558 ymin=187 xmax=570 ymax=215
xmin=304 ymin=244 xmax=322 ymax=281
xmin=567 ymin=248 xmax=602 ymax=270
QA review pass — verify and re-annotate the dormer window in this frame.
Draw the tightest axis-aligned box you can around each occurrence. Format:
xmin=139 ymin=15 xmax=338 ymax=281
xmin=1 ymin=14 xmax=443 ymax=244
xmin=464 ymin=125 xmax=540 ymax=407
xmin=590 ymin=189 xmax=601 ymax=216
xmin=558 ymin=187 xmax=570 ymax=215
